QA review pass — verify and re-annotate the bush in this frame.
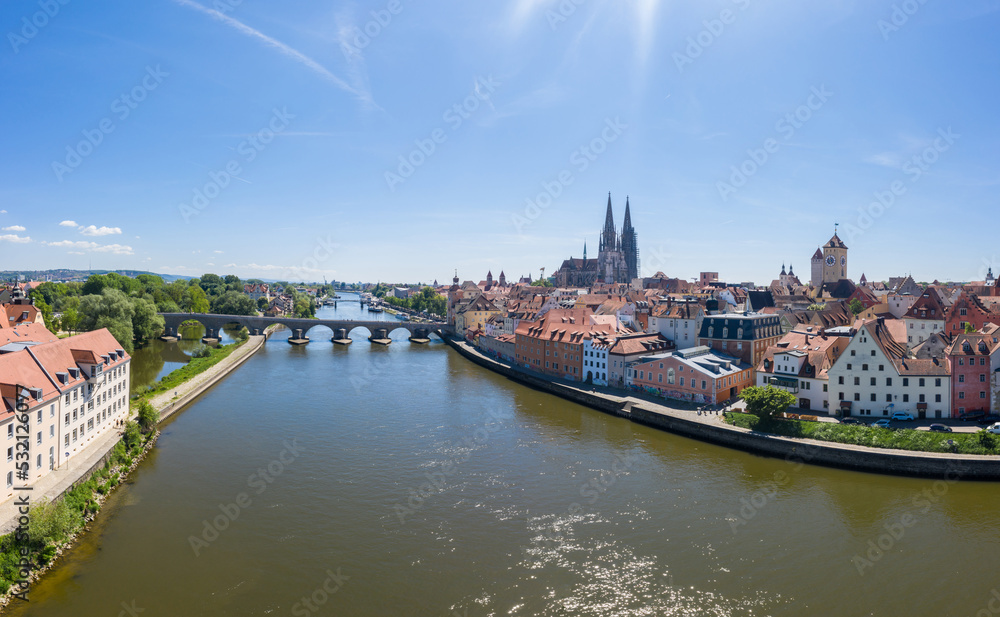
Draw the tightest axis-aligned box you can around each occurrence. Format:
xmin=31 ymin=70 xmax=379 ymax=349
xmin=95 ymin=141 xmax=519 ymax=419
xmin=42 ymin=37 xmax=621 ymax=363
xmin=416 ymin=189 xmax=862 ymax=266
xmin=978 ymin=430 xmax=997 ymax=450
xmin=136 ymin=400 xmax=159 ymax=433
xmin=29 ymin=499 xmax=78 ymax=546
xmin=123 ymin=421 xmax=142 ymax=451
xmin=741 ymin=386 xmax=797 ymax=421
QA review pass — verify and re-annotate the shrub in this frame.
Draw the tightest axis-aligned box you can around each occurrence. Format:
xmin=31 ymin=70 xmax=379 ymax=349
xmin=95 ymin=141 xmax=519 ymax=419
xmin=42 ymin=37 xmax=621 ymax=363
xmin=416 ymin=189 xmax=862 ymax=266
xmin=136 ymin=400 xmax=159 ymax=433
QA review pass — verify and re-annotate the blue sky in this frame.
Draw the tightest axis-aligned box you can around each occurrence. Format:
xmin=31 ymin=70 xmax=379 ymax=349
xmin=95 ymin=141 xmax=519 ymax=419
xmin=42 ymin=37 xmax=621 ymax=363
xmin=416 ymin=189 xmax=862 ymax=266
xmin=1 ymin=0 xmax=998 ymax=285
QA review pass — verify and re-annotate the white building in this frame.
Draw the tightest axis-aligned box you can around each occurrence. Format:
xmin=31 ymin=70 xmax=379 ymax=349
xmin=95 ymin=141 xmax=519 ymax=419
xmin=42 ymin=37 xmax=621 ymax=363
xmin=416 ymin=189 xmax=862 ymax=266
xmin=1 ymin=329 xmax=131 ymax=501
xmin=583 ymin=336 xmax=610 ymax=386
xmin=648 ymin=301 xmax=703 ymax=349
xmin=828 ymin=319 xmax=951 ymax=419
xmin=756 ymin=328 xmax=850 ymax=412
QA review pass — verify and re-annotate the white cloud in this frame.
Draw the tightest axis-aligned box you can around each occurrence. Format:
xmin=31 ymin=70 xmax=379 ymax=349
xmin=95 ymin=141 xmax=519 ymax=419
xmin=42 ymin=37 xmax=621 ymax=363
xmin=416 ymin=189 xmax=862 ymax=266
xmin=0 ymin=210 xmax=7 ymax=214
xmin=0 ymin=234 xmax=31 ymax=244
xmin=2 ymin=225 xmax=26 ymax=232
xmin=213 ymin=250 xmax=224 ymax=254
xmin=44 ymin=240 xmax=134 ymax=255
xmin=59 ymin=220 xmax=78 ymax=227
xmin=79 ymin=225 xmax=123 ymax=237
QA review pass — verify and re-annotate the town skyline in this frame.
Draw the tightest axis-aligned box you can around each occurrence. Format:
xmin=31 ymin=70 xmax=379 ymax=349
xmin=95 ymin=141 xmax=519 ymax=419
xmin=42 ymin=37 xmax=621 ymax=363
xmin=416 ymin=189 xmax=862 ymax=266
xmin=2 ymin=2 xmax=999 ymax=283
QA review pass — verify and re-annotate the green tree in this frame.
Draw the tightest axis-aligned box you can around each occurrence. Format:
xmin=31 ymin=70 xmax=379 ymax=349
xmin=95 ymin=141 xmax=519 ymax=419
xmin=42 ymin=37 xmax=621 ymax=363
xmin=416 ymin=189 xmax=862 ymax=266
xmin=186 ymin=285 xmax=210 ymax=313
xmin=848 ymin=298 xmax=865 ymax=316
xmin=806 ymin=303 xmax=827 ymax=311
xmin=136 ymin=400 xmax=159 ymax=433
xmin=30 ymin=294 xmax=57 ymax=333
xmin=123 ymin=420 xmax=142 ymax=451
xmin=28 ymin=498 xmax=77 ymax=546
xmin=60 ymin=306 xmax=79 ymax=334
xmin=131 ymin=296 xmax=165 ymax=344
xmin=531 ymin=279 xmax=553 ymax=287
xmin=741 ymin=385 xmax=797 ymax=422
xmin=966 ymin=322 xmax=978 ymax=334
xmin=82 ymin=274 xmax=110 ymax=296
xmin=78 ymin=289 xmax=136 ymax=352
xmin=210 ymin=290 xmax=258 ymax=316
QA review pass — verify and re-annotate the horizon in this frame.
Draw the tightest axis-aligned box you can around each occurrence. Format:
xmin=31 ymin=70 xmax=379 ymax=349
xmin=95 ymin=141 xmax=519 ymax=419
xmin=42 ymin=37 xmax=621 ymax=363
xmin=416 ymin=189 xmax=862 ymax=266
xmin=2 ymin=1 xmax=999 ymax=284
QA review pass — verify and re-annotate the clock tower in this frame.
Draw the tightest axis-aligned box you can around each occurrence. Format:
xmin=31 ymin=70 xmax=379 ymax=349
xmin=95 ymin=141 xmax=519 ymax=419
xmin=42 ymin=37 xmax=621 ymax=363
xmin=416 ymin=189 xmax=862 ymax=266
xmin=821 ymin=229 xmax=848 ymax=285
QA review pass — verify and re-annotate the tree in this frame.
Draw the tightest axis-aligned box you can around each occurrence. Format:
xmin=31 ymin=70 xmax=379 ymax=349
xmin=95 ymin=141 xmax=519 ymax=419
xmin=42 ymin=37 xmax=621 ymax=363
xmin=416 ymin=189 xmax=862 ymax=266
xmin=60 ymin=306 xmax=79 ymax=334
xmin=136 ymin=400 xmax=159 ymax=433
xmin=186 ymin=285 xmax=210 ymax=313
xmin=966 ymin=322 xmax=978 ymax=334
xmin=531 ymin=279 xmax=553 ymax=287
xmin=741 ymin=385 xmax=797 ymax=422
xmin=848 ymin=298 xmax=865 ymax=316
xmin=82 ymin=274 xmax=110 ymax=296
xmin=131 ymin=297 xmax=165 ymax=344
xmin=78 ymin=289 xmax=136 ymax=352
xmin=123 ymin=420 xmax=142 ymax=451
xmin=806 ymin=303 xmax=827 ymax=311
xmin=210 ymin=290 xmax=258 ymax=316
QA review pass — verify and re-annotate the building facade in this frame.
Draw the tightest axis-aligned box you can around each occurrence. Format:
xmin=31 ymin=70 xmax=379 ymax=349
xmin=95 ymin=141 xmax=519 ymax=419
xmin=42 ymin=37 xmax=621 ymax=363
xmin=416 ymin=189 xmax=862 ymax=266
xmin=627 ymin=347 xmax=753 ymax=405
xmin=698 ymin=313 xmax=784 ymax=369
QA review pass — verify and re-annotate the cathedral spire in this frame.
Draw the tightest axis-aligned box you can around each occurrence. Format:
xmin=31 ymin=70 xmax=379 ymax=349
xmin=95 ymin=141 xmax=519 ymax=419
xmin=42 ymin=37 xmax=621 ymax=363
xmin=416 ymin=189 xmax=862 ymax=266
xmin=583 ymin=240 xmax=587 ymax=261
xmin=600 ymin=192 xmax=616 ymax=252
xmin=623 ymin=195 xmax=633 ymax=232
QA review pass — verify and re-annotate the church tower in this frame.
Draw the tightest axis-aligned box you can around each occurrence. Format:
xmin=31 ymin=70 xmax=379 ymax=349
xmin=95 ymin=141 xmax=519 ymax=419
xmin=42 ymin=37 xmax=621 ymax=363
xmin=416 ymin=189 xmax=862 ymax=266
xmin=821 ymin=230 xmax=848 ymax=285
xmin=599 ymin=193 xmax=617 ymax=252
xmin=620 ymin=196 xmax=638 ymax=282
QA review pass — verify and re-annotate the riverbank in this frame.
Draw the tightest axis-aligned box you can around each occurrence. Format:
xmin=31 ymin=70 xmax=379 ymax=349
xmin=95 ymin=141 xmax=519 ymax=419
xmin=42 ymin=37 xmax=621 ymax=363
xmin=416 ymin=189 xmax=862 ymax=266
xmin=0 ymin=331 xmax=269 ymax=533
xmin=442 ymin=335 xmax=1000 ymax=480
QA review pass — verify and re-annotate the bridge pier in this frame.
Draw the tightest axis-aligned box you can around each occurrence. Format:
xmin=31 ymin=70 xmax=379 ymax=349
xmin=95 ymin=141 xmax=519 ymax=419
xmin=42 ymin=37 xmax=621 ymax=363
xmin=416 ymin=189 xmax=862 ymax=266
xmin=288 ymin=328 xmax=310 ymax=345
xmin=409 ymin=327 xmax=431 ymax=344
xmin=160 ymin=326 xmax=178 ymax=342
xmin=332 ymin=328 xmax=352 ymax=346
xmin=202 ymin=328 xmax=221 ymax=344
xmin=369 ymin=328 xmax=391 ymax=346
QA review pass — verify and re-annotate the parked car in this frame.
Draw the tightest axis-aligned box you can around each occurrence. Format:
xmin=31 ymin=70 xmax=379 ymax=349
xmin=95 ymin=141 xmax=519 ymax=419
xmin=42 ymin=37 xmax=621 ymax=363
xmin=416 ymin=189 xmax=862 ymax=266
xmin=840 ymin=418 xmax=866 ymax=425
xmin=984 ymin=423 xmax=1000 ymax=435
xmin=959 ymin=410 xmax=987 ymax=421
xmin=976 ymin=415 xmax=1000 ymax=426
xmin=890 ymin=412 xmax=916 ymax=421
xmin=928 ymin=424 xmax=952 ymax=433
xmin=872 ymin=419 xmax=892 ymax=429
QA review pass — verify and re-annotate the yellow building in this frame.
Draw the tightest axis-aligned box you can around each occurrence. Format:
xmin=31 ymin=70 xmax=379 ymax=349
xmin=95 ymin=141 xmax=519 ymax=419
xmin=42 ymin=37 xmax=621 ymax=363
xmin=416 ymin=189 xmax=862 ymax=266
xmin=455 ymin=295 xmax=501 ymax=336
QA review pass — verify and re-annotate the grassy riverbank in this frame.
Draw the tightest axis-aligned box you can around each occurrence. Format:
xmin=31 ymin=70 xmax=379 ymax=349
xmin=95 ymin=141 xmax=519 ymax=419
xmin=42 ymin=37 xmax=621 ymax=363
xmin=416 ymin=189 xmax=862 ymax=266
xmin=0 ymin=427 xmax=156 ymax=601
xmin=724 ymin=412 xmax=1000 ymax=455
xmin=132 ymin=335 xmax=248 ymax=404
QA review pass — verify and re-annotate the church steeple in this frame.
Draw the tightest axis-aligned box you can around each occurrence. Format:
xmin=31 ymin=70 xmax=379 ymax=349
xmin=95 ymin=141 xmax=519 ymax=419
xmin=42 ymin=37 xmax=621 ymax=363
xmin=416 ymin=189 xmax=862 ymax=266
xmin=600 ymin=192 xmax=616 ymax=252
xmin=623 ymin=196 xmax=633 ymax=232
xmin=583 ymin=240 xmax=587 ymax=261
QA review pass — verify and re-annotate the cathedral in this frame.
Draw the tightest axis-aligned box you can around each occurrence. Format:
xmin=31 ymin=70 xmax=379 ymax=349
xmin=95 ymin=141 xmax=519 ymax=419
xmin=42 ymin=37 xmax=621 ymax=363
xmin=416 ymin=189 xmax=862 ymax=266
xmin=555 ymin=193 xmax=640 ymax=287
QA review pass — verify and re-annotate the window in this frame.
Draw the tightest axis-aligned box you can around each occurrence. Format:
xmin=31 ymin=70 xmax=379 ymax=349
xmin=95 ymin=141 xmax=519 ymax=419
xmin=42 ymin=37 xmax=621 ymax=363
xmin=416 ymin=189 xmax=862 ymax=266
xmin=7 ymin=425 xmax=11 ymax=439
xmin=6 ymin=448 xmax=11 ymax=462
xmin=981 ymin=374 xmax=987 ymax=383
xmin=959 ymin=375 xmax=965 ymax=383
xmin=667 ymin=369 xmax=675 ymax=385
xmin=959 ymin=392 xmax=965 ymax=400
xmin=870 ymin=378 xmax=876 ymax=386
xmin=903 ymin=378 xmax=909 ymax=387
xmin=919 ymin=394 xmax=926 ymax=403
xmin=903 ymin=394 xmax=909 ymax=403
xmin=886 ymin=394 xmax=892 ymax=402
xmin=702 ymin=380 xmax=707 ymax=390
xmin=919 ymin=378 xmax=925 ymax=387
xmin=658 ymin=374 xmax=663 ymax=383
xmin=50 ymin=425 xmax=54 ymax=437
xmin=36 ymin=453 xmax=41 ymax=469
xmin=5 ymin=472 xmax=11 ymax=488
xmin=64 ymin=435 xmax=69 ymax=447
xmin=936 ymin=394 xmax=942 ymax=403
xmin=65 ymin=413 xmax=70 ymax=426
xmin=878 ymin=365 xmax=884 ymax=372
xmin=871 ymin=393 xmax=877 ymax=402
xmin=847 ymin=364 xmax=852 ymax=370
xmin=854 ymin=393 xmax=861 ymax=401
xmin=871 ymin=350 xmax=876 ymax=357
xmin=854 ymin=377 xmax=860 ymax=386
xmin=851 ymin=350 xmax=856 ymax=356
xmin=36 ymin=431 xmax=41 ymax=445
xmin=838 ymin=376 xmax=844 ymax=385
xmin=863 ymin=364 xmax=869 ymax=371
xmin=935 ymin=378 xmax=941 ymax=387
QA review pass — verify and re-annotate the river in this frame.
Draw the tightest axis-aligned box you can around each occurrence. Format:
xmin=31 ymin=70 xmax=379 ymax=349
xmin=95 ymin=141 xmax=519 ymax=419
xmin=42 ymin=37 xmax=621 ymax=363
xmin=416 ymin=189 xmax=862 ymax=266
xmin=9 ymin=295 xmax=999 ymax=617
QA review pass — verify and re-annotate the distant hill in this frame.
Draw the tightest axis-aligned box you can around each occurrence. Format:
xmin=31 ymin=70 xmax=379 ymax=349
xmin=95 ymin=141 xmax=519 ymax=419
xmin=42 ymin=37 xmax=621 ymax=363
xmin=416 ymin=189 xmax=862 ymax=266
xmin=0 ymin=269 xmax=192 ymax=283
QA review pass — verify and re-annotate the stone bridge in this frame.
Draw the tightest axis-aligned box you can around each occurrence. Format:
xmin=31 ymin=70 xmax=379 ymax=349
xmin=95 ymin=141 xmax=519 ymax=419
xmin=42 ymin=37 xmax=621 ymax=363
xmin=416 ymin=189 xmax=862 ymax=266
xmin=159 ymin=313 xmax=453 ymax=345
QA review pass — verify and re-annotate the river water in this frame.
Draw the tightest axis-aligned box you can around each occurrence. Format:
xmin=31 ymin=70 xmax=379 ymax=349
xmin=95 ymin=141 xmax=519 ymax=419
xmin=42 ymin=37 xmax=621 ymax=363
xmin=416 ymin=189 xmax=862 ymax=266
xmin=9 ymin=296 xmax=1000 ymax=617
